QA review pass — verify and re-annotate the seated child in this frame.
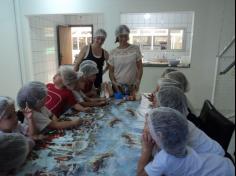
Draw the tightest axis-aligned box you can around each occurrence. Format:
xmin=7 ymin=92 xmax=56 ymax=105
xmin=0 ymin=133 xmax=30 ymax=175
xmin=147 ymin=68 xmax=177 ymax=102
xmin=0 ymin=96 xmax=35 ymax=147
xmin=45 ymin=66 xmax=91 ymax=118
xmin=17 ymin=81 xmax=89 ymax=133
xmin=63 ymin=67 xmax=108 ymax=107
xmin=137 ymin=107 xmax=235 ymax=176
xmin=154 ymin=86 xmax=225 ymax=156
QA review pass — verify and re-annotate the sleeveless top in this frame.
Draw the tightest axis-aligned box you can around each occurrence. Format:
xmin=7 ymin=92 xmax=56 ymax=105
xmin=82 ymin=45 xmax=105 ymax=89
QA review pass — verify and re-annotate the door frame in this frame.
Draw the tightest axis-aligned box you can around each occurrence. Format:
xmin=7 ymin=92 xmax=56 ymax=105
xmin=57 ymin=24 xmax=93 ymax=66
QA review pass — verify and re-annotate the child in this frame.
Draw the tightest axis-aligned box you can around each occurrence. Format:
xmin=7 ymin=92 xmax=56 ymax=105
xmin=17 ymin=81 xmax=90 ymax=133
xmin=0 ymin=96 xmax=35 ymax=147
xmin=45 ymin=66 xmax=91 ymax=118
xmin=147 ymin=68 xmax=177 ymax=102
xmin=0 ymin=133 xmax=29 ymax=175
xmin=137 ymin=107 xmax=235 ymax=176
xmin=154 ymin=86 xmax=225 ymax=156
xmin=63 ymin=66 xmax=108 ymax=107
xmin=79 ymin=60 xmax=100 ymax=97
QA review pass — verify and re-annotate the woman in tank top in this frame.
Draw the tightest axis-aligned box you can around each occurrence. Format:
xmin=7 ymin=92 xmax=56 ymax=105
xmin=74 ymin=29 xmax=109 ymax=91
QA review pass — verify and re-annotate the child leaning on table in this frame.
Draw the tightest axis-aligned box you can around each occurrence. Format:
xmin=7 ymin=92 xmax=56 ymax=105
xmin=137 ymin=107 xmax=235 ymax=176
xmin=17 ymin=81 xmax=90 ymax=134
xmin=45 ymin=66 xmax=91 ymax=118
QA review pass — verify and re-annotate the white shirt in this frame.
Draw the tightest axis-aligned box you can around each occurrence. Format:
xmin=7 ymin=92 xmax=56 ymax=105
xmin=187 ymin=121 xmax=225 ymax=156
xmin=24 ymin=106 xmax=52 ymax=132
xmin=108 ymin=44 xmax=142 ymax=85
xmin=145 ymin=147 xmax=235 ymax=176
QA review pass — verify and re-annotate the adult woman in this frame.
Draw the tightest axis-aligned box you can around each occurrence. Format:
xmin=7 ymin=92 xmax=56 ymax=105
xmin=108 ymin=25 xmax=143 ymax=94
xmin=74 ymin=29 xmax=109 ymax=90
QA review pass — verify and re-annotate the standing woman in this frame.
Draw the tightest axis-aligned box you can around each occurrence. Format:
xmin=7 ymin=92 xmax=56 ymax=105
xmin=73 ymin=29 xmax=109 ymax=91
xmin=108 ymin=25 xmax=143 ymax=95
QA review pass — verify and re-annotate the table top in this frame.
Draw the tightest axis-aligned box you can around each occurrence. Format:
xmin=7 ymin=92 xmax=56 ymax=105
xmin=18 ymin=97 xmax=151 ymax=176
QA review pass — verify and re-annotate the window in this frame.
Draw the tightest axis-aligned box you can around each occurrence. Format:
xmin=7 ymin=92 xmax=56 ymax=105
xmin=71 ymin=25 xmax=93 ymax=62
xmin=121 ymin=12 xmax=194 ymax=66
xmin=130 ymin=28 xmax=185 ymax=51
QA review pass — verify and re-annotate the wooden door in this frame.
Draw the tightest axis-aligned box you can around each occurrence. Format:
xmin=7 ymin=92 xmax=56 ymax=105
xmin=57 ymin=26 xmax=72 ymax=65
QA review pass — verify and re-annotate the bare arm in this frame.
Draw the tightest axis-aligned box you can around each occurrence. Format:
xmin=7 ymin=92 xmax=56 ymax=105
xmin=103 ymin=51 xmax=109 ymax=74
xmin=47 ymin=116 xmax=82 ymax=129
xmin=137 ymin=132 xmax=154 ymax=176
xmin=108 ymin=64 xmax=120 ymax=92
xmin=73 ymin=103 xmax=92 ymax=112
xmin=73 ymin=46 xmax=87 ymax=71
xmin=23 ymin=107 xmax=38 ymax=137
xmin=135 ymin=59 xmax=143 ymax=91
xmin=79 ymin=100 xmax=106 ymax=107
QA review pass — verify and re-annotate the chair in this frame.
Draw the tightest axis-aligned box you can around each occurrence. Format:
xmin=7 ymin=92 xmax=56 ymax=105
xmin=198 ymin=100 xmax=235 ymax=152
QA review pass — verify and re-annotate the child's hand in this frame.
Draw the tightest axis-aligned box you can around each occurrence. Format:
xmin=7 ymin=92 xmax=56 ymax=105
xmin=141 ymin=131 xmax=155 ymax=155
xmin=147 ymin=93 xmax=155 ymax=102
xmin=83 ymin=107 xmax=92 ymax=113
xmin=23 ymin=106 xmax=33 ymax=120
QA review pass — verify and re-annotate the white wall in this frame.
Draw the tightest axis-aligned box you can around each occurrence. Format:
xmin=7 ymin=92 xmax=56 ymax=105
xmin=29 ymin=15 xmax=65 ymax=83
xmin=0 ymin=0 xmax=22 ymax=100
xmin=13 ymin=0 xmax=234 ymax=113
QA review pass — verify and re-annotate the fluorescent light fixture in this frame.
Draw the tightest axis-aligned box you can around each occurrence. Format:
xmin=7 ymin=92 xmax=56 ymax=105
xmin=144 ymin=13 xmax=151 ymax=20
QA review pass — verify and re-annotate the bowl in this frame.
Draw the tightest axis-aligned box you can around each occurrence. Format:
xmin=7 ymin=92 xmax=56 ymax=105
xmin=168 ymin=59 xmax=180 ymax=67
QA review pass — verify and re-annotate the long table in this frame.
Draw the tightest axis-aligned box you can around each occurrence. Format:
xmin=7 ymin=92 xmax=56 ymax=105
xmin=18 ymin=96 xmax=151 ymax=176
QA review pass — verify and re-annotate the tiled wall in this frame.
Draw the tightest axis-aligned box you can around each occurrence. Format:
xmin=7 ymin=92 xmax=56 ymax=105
xmin=64 ymin=14 xmax=105 ymax=34
xmin=29 ymin=15 xmax=65 ymax=83
xmin=121 ymin=12 xmax=194 ymax=63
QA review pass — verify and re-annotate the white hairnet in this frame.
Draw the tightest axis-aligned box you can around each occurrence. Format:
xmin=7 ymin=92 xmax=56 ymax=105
xmin=147 ymin=107 xmax=189 ymax=157
xmin=0 ymin=133 xmax=29 ymax=172
xmin=0 ymin=97 xmax=14 ymax=120
xmin=165 ymin=71 xmax=190 ymax=92
xmin=156 ymin=86 xmax=189 ymax=116
xmin=161 ymin=68 xmax=177 ymax=78
xmin=79 ymin=60 xmax=99 ymax=76
xmin=58 ymin=66 xmax=78 ymax=89
xmin=157 ymin=78 xmax=183 ymax=90
xmin=94 ymin=29 xmax=107 ymax=38
xmin=17 ymin=81 xmax=47 ymax=109
xmin=115 ymin=25 xmax=130 ymax=37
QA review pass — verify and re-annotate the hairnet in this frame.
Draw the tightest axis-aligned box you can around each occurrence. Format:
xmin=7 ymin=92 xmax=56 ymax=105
xmin=115 ymin=25 xmax=130 ymax=37
xmin=156 ymin=86 xmax=189 ymax=116
xmin=94 ymin=29 xmax=107 ymax=38
xmin=157 ymin=78 xmax=183 ymax=90
xmin=58 ymin=66 xmax=79 ymax=89
xmin=0 ymin=133 xmax=29 ymax=172
xmin=0 ymin=97 xmax=14 ymax=120
xmin=147 ymin=107 xmax=189 ymax=157
xmin=17 ymin=81 xmax=47 ymax=109
xmin=161 ymin=68 xmax=177 ymax=78
xmin=79 ymin=60 xmax=99 ymax=76
xmin=165 ymin=71 xmax=190 ymax=92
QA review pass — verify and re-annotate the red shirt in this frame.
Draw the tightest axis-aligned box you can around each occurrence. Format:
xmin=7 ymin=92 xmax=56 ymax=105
xmin=45 ymin=83 xmax=77 ymax=117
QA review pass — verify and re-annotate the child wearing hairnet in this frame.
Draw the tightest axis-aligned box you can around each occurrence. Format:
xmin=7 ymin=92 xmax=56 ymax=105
xmin=153 ymin=86 xmax=225 ymax=156
xmin=0 ymin=133 xmax=30 ymax=175
xmin=45 ymin=66 xmax=92 ymax=118
xmin=64 ymin=61 xmax=108 ymax=107
xmin=79 ymin=60 xmax=100 ymax=97
xmin=17 ymin=81 xmax=90 ymax=133
xmin=0 ymin=96 xmax=35 ymax=149
xmin=137 ymin=107 xmax=235 ymax=176
xmin=147 ymin=68 xmax=177 ymax=102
